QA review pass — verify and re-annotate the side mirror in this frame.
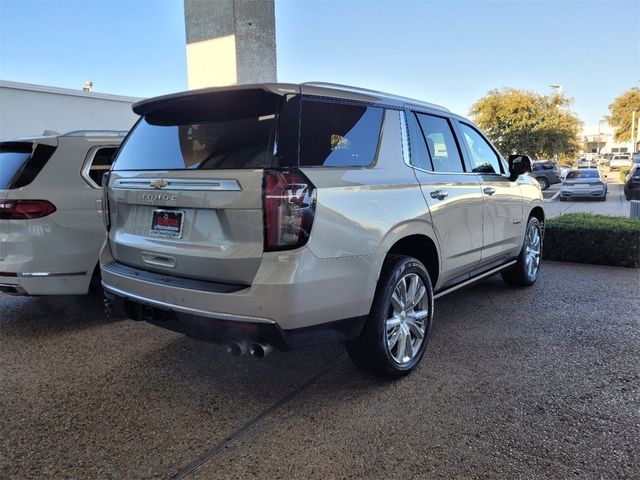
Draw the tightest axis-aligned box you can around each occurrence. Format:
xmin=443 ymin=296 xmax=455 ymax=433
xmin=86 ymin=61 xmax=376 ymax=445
xmin=508 ymin=154 xmax=532 ymax=181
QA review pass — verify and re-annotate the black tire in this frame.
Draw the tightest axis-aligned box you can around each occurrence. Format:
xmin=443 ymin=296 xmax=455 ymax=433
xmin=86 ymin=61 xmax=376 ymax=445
xmin=537 ymin=177 xmax=550 ymax=190
xmin=346 ymin=254 xmax=434 ymax=378
xmin=599 ymin=194 xmax=607 ymax=202
xmin=625 ymin=191 xmax=631 ymax=201
xmin=501 ymin=216 xmax=542 ymax=287
xmin=559 ymin=196 xmax=567 ymax=202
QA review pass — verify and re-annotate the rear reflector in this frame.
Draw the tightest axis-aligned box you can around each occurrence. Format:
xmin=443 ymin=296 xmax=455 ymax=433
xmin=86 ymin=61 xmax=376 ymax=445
xmin=0 ymin=200 xmax=56 ymax=220
xmin=263 ymin=169 xmax=316 ymax=251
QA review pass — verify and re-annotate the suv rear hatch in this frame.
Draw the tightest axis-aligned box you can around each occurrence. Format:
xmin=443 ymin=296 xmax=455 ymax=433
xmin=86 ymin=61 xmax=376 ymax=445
xmin=0 ymin=138 xmax=58 ymax=262
xmin=106 ymin=86 xmax=301 ymax=285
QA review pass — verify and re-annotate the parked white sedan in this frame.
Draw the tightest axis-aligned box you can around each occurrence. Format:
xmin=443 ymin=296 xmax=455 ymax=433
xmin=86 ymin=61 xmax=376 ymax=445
xmin=0 ymin=130 xmax=125 ymax=295
xmin=560 ymin=169 xmax=607 ymax=202
xmin=610 ymin=155 xmax=632 ymax=171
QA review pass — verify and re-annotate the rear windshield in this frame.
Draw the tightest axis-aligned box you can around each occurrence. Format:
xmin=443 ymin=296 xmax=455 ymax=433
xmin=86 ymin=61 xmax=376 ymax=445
xmin=566 ymin=170 xmax=599 ymax=179
xmin=113 ymin=114 xmax=277 ymax=171
xmin=112 ymin=92 xmax=386 ymax=171
xmin=0 ymin=142 xmax=57 ymax=189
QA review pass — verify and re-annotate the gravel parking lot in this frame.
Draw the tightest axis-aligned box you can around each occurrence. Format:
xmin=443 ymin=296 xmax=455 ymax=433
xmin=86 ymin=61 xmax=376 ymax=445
xmin=1 ymin=261 xmax=639 ymax=479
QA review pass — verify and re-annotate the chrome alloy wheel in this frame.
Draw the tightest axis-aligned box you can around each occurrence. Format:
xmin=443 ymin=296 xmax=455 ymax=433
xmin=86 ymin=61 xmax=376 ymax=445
xmin=524 ymin=222 xmax=541 ymax=280
xmin=386 ymin=273 xmax=428 ymax=364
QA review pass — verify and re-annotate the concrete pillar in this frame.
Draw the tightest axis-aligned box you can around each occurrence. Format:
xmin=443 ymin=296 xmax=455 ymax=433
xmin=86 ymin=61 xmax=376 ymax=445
xmin=184 ymin=0 xmax=276 ymax=89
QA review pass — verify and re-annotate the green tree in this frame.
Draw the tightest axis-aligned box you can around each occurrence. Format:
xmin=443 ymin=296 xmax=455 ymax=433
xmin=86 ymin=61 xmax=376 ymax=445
xmin=469 ymin=88 xmax=582 ymax=161
xmin=607 ymin=87 xmax=640 ymax=142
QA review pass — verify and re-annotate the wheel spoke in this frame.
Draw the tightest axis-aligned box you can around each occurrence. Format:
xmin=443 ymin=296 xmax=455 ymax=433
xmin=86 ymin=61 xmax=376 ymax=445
xmin=386 ymin=315 xmax=401 ymax=331
xmin=391 ymin=292 xmax=403 ymax=313
xmin=407 ymin=320 xmax=424 ymax=339
xmin=406 ymin=275 xmax=418 ymax=306
xmin=396 ymin=329 xmax=407 ymax=360
xmin=398 ymin=277 xmax=408 ymax=306
xmin=404 ymin=330 xmax=414 ymax=360
xmin=387 ymin=329 xmax=400 ymax=350
xmin=410 ymin=309 xmax=428 ymax=320
xmin=407 ymin=285 xmax=426 ymax=310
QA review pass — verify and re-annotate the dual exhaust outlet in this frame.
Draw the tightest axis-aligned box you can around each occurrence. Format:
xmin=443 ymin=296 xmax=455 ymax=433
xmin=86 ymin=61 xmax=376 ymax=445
xmin=227 ymin=341 xmax=272 ymax=358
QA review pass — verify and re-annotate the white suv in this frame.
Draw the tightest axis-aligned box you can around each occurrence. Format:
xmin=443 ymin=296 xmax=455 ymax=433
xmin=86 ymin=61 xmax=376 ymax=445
xmin=0 ymin=131 xmax=125 ymax=295
xmin=101 ymin=83 xmax=544 ymax=377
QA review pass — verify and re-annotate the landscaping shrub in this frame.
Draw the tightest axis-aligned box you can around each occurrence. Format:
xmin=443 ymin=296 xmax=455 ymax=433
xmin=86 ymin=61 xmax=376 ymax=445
xmin=543 ymin=213 xmax=640 ymax=268
xmin=620 ymin=166 xmax=632 ymax=182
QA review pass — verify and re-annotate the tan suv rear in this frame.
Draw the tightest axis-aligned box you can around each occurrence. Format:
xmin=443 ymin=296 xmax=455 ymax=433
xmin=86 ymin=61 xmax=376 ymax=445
xmin=101 ymin=83 xmax=544 ymax=377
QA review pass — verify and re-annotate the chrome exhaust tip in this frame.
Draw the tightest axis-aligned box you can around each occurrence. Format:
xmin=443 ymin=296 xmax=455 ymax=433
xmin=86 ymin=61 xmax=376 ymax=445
xmin=249 ymin=343 xmax=272 ymax=358
xmin=227 ymin=342 xmax=248 ymax=356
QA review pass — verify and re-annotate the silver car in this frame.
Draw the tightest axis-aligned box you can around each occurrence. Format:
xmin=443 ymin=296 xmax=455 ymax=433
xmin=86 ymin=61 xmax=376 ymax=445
xmin=1 ymin=131 xmax=125 ymax=295
xmin=101 ymin=83 xmax=544 ymax=377
xmin=560 ymin=169 xmax=607 ymax=201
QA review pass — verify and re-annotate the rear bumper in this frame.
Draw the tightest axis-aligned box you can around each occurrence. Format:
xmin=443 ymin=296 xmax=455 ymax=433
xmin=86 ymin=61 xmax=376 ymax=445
xmin=0 ymin=282 xmax=27 ymax=295
xmin=560 ymin=186 xmax=606 ymax=198
xmin=100 ymin=243 xmax=383 ymax=333
xmin=0 ymin=272 xmax=92 ymax=295
xmin=103 ymin=289 xmax=366 ymax=351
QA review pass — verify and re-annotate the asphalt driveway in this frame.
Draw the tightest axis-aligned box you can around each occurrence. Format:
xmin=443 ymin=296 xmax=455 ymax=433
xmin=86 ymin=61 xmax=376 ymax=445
xmin=1 ymin=261 xmax=638 ymax=479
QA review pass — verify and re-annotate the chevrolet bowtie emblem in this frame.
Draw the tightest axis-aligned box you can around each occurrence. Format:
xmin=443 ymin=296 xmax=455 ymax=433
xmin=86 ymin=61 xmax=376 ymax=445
xmin=150 ymin=179 xmax=168 ymax=189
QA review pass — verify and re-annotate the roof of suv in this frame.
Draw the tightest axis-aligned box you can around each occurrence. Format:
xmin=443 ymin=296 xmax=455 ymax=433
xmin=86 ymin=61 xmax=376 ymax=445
xmin=132 ymin=82 xmax=451 ymax=118
xmin=2 ymin=130 xmax=127 ymax=144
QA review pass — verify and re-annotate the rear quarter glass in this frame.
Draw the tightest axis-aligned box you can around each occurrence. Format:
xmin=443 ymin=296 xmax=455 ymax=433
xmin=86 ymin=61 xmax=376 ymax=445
xmin=0 ymin=142 xmax=57 ymax=189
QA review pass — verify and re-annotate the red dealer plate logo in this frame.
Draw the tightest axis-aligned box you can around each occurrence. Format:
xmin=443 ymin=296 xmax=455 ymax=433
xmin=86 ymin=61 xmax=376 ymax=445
xmin=150 ymin=209 xmax=184 ymax=239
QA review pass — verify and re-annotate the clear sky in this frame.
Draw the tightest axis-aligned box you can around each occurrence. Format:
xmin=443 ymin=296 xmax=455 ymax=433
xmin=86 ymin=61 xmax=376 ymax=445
xmin=0 ymin=0 xmax=638 ymax=124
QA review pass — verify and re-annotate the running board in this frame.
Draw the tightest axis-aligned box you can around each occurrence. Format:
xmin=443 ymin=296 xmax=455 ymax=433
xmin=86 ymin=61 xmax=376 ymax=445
xmin=433 ymin=260 xmax=517 ymax=299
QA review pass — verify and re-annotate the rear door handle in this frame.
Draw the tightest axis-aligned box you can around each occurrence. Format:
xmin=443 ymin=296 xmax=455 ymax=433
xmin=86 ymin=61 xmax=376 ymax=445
xmin=483 ymin=187 xmax=496 ymax=196
xmin=430 ymin=189 xmax=448 ymax=200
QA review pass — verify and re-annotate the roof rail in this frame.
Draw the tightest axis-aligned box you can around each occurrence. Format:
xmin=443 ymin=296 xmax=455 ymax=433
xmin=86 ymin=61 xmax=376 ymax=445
xmin=63 ymin=130 xmax=128 ymax=137
xmin=301 ymin=82 xmax=449 ymax=112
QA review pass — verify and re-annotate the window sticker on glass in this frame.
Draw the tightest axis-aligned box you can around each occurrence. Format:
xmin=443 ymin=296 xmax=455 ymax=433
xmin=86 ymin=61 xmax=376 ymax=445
xmin=330 ymin=134 xmax=351 ymax=151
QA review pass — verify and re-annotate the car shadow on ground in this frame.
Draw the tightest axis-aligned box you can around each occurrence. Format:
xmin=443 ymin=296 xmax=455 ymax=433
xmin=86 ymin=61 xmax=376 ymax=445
xmin=0 ymin=291 xmax=118 ymax=338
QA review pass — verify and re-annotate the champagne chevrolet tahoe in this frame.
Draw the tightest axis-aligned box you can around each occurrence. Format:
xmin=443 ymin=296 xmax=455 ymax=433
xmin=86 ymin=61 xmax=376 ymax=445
xmin=100 ymin=83 xmax=544 ymax=377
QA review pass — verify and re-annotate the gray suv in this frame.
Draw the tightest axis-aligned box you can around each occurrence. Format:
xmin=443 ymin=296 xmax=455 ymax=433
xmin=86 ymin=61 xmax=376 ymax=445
xmin=101 ymin=83 xmax=544 ymax=377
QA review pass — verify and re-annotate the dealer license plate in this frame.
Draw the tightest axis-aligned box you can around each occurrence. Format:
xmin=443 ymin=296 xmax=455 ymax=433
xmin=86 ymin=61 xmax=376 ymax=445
xmin=150 ymin=209 xmax=184 ymax=239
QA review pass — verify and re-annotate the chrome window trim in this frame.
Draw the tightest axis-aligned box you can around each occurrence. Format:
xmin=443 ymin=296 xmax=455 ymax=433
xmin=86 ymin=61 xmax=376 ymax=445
xmin=81 ymin=145 xmax=118 ymax=189
xmin=399 ymin=110 xmax=411 ymax=167
xmin=111 ymin=178 xmax=242 ymax=191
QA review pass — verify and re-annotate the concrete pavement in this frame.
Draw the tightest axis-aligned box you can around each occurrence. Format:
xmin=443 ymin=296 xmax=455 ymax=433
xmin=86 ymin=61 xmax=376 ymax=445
xmin=1 ymin=261 xmax=639 ymax=479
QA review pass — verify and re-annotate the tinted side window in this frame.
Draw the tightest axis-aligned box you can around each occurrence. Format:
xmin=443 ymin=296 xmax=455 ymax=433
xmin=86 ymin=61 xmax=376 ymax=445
xmin=415 ymin=114 xmax=464 ymax=173
xmin=459 ymin=123 xmax=502 ymax=174
xmin=88 ymin=147 xmax=118 ymax=185
xmin=0 ymin=142 xmax=57 ymax=189
xmin=406 ymin=112 xmax=432 ymax=170
xmin=299 ymin=100 xmax=384 ymax=167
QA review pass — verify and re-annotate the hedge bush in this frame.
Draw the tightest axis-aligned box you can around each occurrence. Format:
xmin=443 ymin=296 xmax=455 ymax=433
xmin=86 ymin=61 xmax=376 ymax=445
xmin=543 ymin=213 xmax=640 ymax=268
xmin=620 ymin=166 xmax=632 ymax=183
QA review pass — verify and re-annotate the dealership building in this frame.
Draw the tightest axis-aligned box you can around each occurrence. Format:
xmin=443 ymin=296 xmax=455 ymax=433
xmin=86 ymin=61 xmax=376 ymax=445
xmin=0 ymin=80 xmax=140 ymax=140
xmin=582 ymin=122 xmax=638 ymax=156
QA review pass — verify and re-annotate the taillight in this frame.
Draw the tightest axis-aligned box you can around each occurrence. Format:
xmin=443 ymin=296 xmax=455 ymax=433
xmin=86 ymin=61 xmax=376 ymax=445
xmin=263 ymin=169 xmax=316 ymax=251
xmin=0 ymin=200 xmax=56 ymax=220
xmin=102 ymin=172 xmax=111 ymax=231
